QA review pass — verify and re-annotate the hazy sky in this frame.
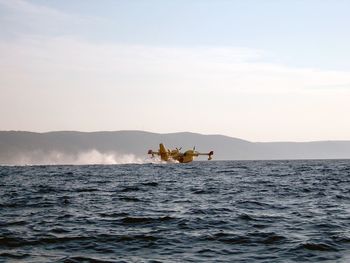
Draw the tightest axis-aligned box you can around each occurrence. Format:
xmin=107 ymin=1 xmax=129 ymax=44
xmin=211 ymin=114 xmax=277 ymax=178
xmin=1 ymin=0 xmax=350 ymax=141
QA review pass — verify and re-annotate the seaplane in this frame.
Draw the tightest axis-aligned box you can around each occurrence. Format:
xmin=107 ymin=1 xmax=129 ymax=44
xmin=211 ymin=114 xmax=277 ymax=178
xmin=148 ymin=143 xmax=214 ymax=163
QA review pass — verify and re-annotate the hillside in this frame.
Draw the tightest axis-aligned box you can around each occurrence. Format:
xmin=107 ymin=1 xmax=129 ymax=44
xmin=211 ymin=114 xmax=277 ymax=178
xmin=0 ymin=131 xmax=349 ymax=164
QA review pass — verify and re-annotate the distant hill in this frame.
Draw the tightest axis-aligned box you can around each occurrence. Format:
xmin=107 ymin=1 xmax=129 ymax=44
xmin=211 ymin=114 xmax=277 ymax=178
xmin=0 ymin=130 xmax=349 ymax=164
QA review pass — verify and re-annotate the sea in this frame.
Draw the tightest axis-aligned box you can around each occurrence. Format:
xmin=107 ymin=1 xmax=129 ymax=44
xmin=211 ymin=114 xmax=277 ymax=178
xmin=0 ymin=160 xmax=349 ymax=263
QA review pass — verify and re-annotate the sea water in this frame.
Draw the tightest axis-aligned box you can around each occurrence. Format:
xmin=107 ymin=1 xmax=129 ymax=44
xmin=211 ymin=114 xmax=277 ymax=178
xmin=0 ymin=160 xmax=349 ymax=262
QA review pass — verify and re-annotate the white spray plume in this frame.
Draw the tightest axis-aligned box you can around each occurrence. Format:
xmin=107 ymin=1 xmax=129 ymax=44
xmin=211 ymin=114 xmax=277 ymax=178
xmin=74 ymin=150 xmax=144 ymax=165
xmin=13 ymin=149 xmax=147 ymax=165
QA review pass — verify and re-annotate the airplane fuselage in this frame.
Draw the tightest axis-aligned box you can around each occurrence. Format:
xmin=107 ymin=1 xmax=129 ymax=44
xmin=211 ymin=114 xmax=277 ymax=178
xmin=148 ymin=144 xmax=213 ymax=163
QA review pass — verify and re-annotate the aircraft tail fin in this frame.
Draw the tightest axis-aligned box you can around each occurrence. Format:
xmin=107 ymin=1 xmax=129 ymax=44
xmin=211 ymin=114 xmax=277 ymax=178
xmin=159 ymin=143 xmax=169 ymax=161
xmin=159 ymin=143 xmax=166 ymax=153
xmin=196 ymin=150 xmax=214 ymax=160
xmin=208 ymin=151 xmax=214 ymax=160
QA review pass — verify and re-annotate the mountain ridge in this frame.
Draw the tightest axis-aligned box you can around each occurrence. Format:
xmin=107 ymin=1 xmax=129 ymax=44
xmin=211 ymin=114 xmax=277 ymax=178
xmin=0 ymin=130 xmax=349 ymax=164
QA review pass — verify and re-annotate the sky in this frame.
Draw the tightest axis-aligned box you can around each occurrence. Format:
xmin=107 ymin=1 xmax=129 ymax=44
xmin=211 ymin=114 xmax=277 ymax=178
xmin=1 ymin=0 xmax=350 ymax=142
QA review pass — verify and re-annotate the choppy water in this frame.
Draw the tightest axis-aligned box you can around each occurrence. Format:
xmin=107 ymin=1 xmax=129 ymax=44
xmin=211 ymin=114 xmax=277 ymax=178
xmin=0 ymin=160 xmax=350 ymax=263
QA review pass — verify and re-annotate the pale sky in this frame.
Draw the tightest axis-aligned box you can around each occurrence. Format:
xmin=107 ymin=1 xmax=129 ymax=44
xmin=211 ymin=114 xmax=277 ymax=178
xmin=1 ymin=0 xmax=350 ymax=142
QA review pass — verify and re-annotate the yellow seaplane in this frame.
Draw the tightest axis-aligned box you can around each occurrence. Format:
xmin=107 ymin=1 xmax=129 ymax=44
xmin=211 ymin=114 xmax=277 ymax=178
xmin=148 ymin=143 xmax=214 ymax=163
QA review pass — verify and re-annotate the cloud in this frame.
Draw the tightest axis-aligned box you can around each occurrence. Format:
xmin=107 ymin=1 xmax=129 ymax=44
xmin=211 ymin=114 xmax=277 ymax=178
xmin=1 ymin=1 xmax=350 ymax=141
xmin=0 ymin=0 xmax=100 ymax=37
xmin=0 ymin=0 xmax=74 ymax=20
xmin=1 ymin=0 xmax=349 ymax=95
xmin=1 ymin=35 xmax=350 ymax=95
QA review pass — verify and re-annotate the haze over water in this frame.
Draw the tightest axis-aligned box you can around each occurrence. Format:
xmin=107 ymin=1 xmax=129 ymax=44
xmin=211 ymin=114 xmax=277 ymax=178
xmin=1 ymin=160 xmax=349 ymax=262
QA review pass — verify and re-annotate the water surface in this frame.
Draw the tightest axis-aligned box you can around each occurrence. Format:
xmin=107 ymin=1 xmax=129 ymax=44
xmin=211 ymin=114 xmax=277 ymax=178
xmin=0 ymin=160 xmax=349 ymax=262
